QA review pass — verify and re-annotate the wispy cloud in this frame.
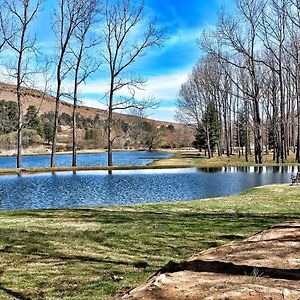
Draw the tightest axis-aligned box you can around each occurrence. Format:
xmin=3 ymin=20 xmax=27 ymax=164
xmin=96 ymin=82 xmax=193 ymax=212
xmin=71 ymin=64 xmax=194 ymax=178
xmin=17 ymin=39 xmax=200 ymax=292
xmin=79 ymin=69 xmax=189 ymax=102
xmin=135 ymin=70 xmax=189 ymax=101
xmin=77 ymin=69 xmax=189 ymax=122
xmin=146 ymin=106 xmax=177 ymax=122
xmin=81 ymin=96 xmax=177 ymax=122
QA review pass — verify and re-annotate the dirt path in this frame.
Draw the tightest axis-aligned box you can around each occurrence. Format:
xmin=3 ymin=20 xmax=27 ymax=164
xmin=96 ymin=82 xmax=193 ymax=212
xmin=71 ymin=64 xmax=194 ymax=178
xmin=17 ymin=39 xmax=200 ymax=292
xmin=121 ymin=221 xmax=300 ymax=300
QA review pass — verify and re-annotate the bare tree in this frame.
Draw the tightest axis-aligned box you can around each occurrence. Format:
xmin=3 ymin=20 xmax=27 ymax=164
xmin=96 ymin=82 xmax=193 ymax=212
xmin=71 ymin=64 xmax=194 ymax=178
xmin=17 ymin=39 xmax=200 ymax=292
xmin=257 ymin=0 xmax=289 ymax=162
xmin=200 ymin=0 xmax=265 ymax=163
xmin=101 ymin=0 xmax=164 ymax=167
xmin=0 ymin=1 xmax=7 ymax=51
xmin=0 ymin=0 xmax=42 ymax=168
xmin=50 ymin=0 xmax=87 ymax=167
xmin=177 ymin=0 xmax=300 ymax=163
xmin=68 ymin=0 xmax=99 ymax=167
xmin=286 ymin=0 xmax=300 ymax=162
xmin=177 ymin=58 xmax=221 ymax=158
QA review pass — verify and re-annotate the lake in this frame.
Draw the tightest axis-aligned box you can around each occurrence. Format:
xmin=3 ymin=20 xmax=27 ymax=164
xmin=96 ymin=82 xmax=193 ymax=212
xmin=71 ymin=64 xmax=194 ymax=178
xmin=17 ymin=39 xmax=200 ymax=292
xmin=0 ymin=166 xmax=297 ymax=211
xmin=0 ymin=151 xmax=172 ymax=168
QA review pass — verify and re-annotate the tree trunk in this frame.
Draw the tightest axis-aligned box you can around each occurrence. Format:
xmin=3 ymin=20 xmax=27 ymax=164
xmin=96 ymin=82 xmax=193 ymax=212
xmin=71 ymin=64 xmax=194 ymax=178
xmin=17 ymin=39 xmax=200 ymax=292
xmin=253 ymin=99 xmax=262 ymax=164
xmin=107 ymin=77 xmax=114 ymax=167
xmin=297 ymin=88 xmax=300 ymax=162
xmin=16 ymin=87 xmax=22 ymax=168
xmin=72 ymin=95 xmax=77 ymax=167
xmin=51 ymin=80 xmax=61 ymax=167
xmin=72 ymin=47 xmax=82 ymax=167
xmin=206 ymin=126 xmax=211 ymax=159
xmin=245 ymin=101 xmax=250 ymax=162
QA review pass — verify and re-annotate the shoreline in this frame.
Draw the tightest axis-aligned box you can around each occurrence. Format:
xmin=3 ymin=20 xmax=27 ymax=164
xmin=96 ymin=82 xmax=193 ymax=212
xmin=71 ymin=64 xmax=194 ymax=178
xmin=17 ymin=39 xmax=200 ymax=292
xmin=1 ymin=149 xmax=300 ymax=175
xmin=0 ymin=164 xmax=191 ymax=175
xmin=0 ymin=148 xmax=152 ymax=157
xmin=0 ymin=148 xmax=194 ymax=157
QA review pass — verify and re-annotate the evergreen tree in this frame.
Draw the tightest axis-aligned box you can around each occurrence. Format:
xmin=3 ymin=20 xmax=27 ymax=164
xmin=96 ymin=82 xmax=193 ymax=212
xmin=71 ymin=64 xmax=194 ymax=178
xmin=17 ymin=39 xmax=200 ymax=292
xmin=193 ymin=128 xmax=207 ymax=151
xmin=0 ymin=100 xmax=18 ymax=134
xmin=25 ymin=105 xmax=40 ymax=129
xmin=235 ymin=108 xmax=248 ymax=149
xmin=25 ymin=105 xmax=44 ymax=138
xmin=194 ymin=101 xmax=220 ymax=157
xmin=42 ymin=122 xmax=54 ymax=144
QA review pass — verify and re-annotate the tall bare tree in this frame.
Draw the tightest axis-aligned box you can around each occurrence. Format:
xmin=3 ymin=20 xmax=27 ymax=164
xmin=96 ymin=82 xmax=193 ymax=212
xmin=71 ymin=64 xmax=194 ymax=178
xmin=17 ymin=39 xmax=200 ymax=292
xmin=177 ymin=58 xmax=222 ymax=158
xmin=101 ymin=0 xmax=164 ymax=167
xmin=200 ymin=0 xmax=265 ymax=163
xmin=0 ymin=2 xmax=7 ymax=51
xmin=50 ymin=0 xmax=87 ymax=167
xmin=68 ymin=0 xmax=99 ymax=167
xmin=257 ymin=0 xmax=289 ymax=162
xmin=286 ymin=0 xmax=300 ymax=162
xmin=0 ymin=0 xmax=42 ymax=168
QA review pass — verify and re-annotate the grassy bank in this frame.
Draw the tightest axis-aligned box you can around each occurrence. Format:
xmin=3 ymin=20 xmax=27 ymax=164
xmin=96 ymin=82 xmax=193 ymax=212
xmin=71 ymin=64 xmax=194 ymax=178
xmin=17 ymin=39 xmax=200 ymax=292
xmin=0 ymin=164 xmax=190 ymax=176
xmin=150 ymin=152 xmax=300 ymax=168
xmin=0 ymin=184 xmax=299 ymax=299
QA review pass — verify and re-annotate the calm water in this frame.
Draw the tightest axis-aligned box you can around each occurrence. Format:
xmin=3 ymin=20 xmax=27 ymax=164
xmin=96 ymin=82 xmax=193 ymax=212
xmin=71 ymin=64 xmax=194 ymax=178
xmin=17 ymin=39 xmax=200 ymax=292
xmin=0 ymin=151 xmax=171 ymax=168
xmin=0 ymin=166 xmax=297 ymax=211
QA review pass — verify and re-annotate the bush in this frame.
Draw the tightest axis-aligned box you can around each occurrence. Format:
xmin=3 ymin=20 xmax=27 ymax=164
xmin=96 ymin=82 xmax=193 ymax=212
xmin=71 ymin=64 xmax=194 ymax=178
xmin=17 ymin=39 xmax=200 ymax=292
xmin=22 ymin=129 xmax=43 ymax=147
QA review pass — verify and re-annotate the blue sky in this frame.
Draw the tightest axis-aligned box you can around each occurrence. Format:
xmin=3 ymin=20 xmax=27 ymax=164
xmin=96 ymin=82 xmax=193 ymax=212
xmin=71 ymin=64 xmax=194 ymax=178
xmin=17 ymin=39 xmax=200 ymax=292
xmin=34 ymin=0 xmax=234 ymax=122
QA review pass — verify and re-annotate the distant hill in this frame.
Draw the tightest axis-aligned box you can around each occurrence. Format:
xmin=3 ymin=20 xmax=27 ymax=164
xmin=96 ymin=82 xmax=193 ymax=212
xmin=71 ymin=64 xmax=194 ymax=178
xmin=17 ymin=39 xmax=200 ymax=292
xmin=0 ymin=82 xmax=194 ymax=152
xmin=0 ymin=82 xmax=181 ymax=129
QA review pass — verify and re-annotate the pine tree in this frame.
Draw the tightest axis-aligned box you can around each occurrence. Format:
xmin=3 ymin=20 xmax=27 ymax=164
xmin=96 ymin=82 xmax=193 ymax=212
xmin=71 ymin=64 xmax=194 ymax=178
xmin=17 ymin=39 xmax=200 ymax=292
xmin=235 ymin=108 xmax=248 ymax=155
xmin=194 ymin=101 xmax=220 ymax=157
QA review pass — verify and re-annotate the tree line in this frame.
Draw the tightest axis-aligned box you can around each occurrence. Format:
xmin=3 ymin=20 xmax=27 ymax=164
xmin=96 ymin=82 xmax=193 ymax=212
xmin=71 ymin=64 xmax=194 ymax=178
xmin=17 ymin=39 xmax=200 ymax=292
xmin=0 ymin=100 xmax=192 ymax=152
xmin=0 ymin=0 xmax=165 ymax=168
xmin=177 ymin=0 xmax=300 ymax=163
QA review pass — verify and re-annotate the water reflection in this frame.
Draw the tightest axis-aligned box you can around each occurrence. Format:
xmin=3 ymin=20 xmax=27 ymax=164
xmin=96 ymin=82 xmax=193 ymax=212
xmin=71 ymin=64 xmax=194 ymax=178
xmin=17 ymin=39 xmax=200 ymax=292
xmin=197 ymin=166 xmax=299 ymax=174
xmin=197 ymin=167 xmax=222 ymax=173
xmin=0 ymin=166 xmax=295 ymax=211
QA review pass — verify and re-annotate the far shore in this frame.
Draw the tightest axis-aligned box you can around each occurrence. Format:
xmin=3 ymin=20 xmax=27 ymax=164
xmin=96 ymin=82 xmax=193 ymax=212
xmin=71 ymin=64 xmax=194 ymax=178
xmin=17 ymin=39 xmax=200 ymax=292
xmin=0 ymin=148 xmax=196 ymax=157
xmin=0 ymin=148 xmax=174 ymax=157
xmin=0 ymin=164 xmax=191 ymax=176
xmin=2 ymin=149 xmax=300 ymax=175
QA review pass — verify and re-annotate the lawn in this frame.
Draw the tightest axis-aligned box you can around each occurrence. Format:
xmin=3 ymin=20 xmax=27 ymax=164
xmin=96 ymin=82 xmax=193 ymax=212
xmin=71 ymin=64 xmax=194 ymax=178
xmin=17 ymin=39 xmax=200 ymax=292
xmin=150 ymin=151 xmax=300 ymax=168
xmin=0 ymin=184 xmax=299 ymax=299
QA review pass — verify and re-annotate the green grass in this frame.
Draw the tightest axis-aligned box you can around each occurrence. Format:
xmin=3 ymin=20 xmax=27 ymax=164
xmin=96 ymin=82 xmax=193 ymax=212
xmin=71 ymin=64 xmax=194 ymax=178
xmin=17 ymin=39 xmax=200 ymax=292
xmin=0 ymin=164 xmax=191 ymax=175
xmin=0 ymin=184 xmax=299 ymax=299
xmin=150 ymin=152 xmax=300 ymax=168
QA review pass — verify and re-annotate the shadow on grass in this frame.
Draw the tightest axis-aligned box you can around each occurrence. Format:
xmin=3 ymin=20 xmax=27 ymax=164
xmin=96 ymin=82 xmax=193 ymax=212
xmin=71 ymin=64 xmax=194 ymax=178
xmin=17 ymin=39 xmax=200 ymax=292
xmin=0 ymin=285 xmax=32 ymax=300
xmin=1 ymin=211 xmax=299 ymax=257
xmin=0 ymin=209 xmax=299 ymax=299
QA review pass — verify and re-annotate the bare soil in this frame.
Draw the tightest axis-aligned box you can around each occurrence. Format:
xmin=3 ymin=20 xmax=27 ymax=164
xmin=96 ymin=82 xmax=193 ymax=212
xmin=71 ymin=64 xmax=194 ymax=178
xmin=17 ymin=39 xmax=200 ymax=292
xmin=121 ymin=221 xmax=300 ymax=300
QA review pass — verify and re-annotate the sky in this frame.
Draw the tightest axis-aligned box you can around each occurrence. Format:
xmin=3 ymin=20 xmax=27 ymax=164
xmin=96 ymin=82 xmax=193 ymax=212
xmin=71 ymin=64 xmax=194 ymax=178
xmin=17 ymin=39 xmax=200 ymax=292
xmin=31 ymin=0 xmax=235 ymax=122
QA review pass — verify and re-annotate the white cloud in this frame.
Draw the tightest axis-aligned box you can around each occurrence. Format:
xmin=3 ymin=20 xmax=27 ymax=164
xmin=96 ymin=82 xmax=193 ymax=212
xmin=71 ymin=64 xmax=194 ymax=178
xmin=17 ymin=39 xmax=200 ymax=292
xmin=167 ymin=27 xmax=201 ymax=47
xmin=78 ymin=79 xmax=109 ymax=95
xmin=146 ymin=106 xmax=177 ymax=122
xmin=77 ymin=95 xmax=177 ymax=122
xmin=75 ymin=69 xmax=189 ymax=122
xmin=80 ymin=97 xmax=107 ymax=110
xmin=135 ymin=70 xmax=189 ymax=101
xmin=79 ymin=69 xmax=189 ymax=102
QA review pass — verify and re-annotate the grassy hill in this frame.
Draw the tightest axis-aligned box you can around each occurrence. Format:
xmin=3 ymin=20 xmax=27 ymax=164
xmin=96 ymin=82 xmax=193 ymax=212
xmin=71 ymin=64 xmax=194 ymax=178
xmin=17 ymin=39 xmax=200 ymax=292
xmin=0 ymin=82 xmax=194 ymax=152
xmin=0 ymin=82 xmax=180 ymax=128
